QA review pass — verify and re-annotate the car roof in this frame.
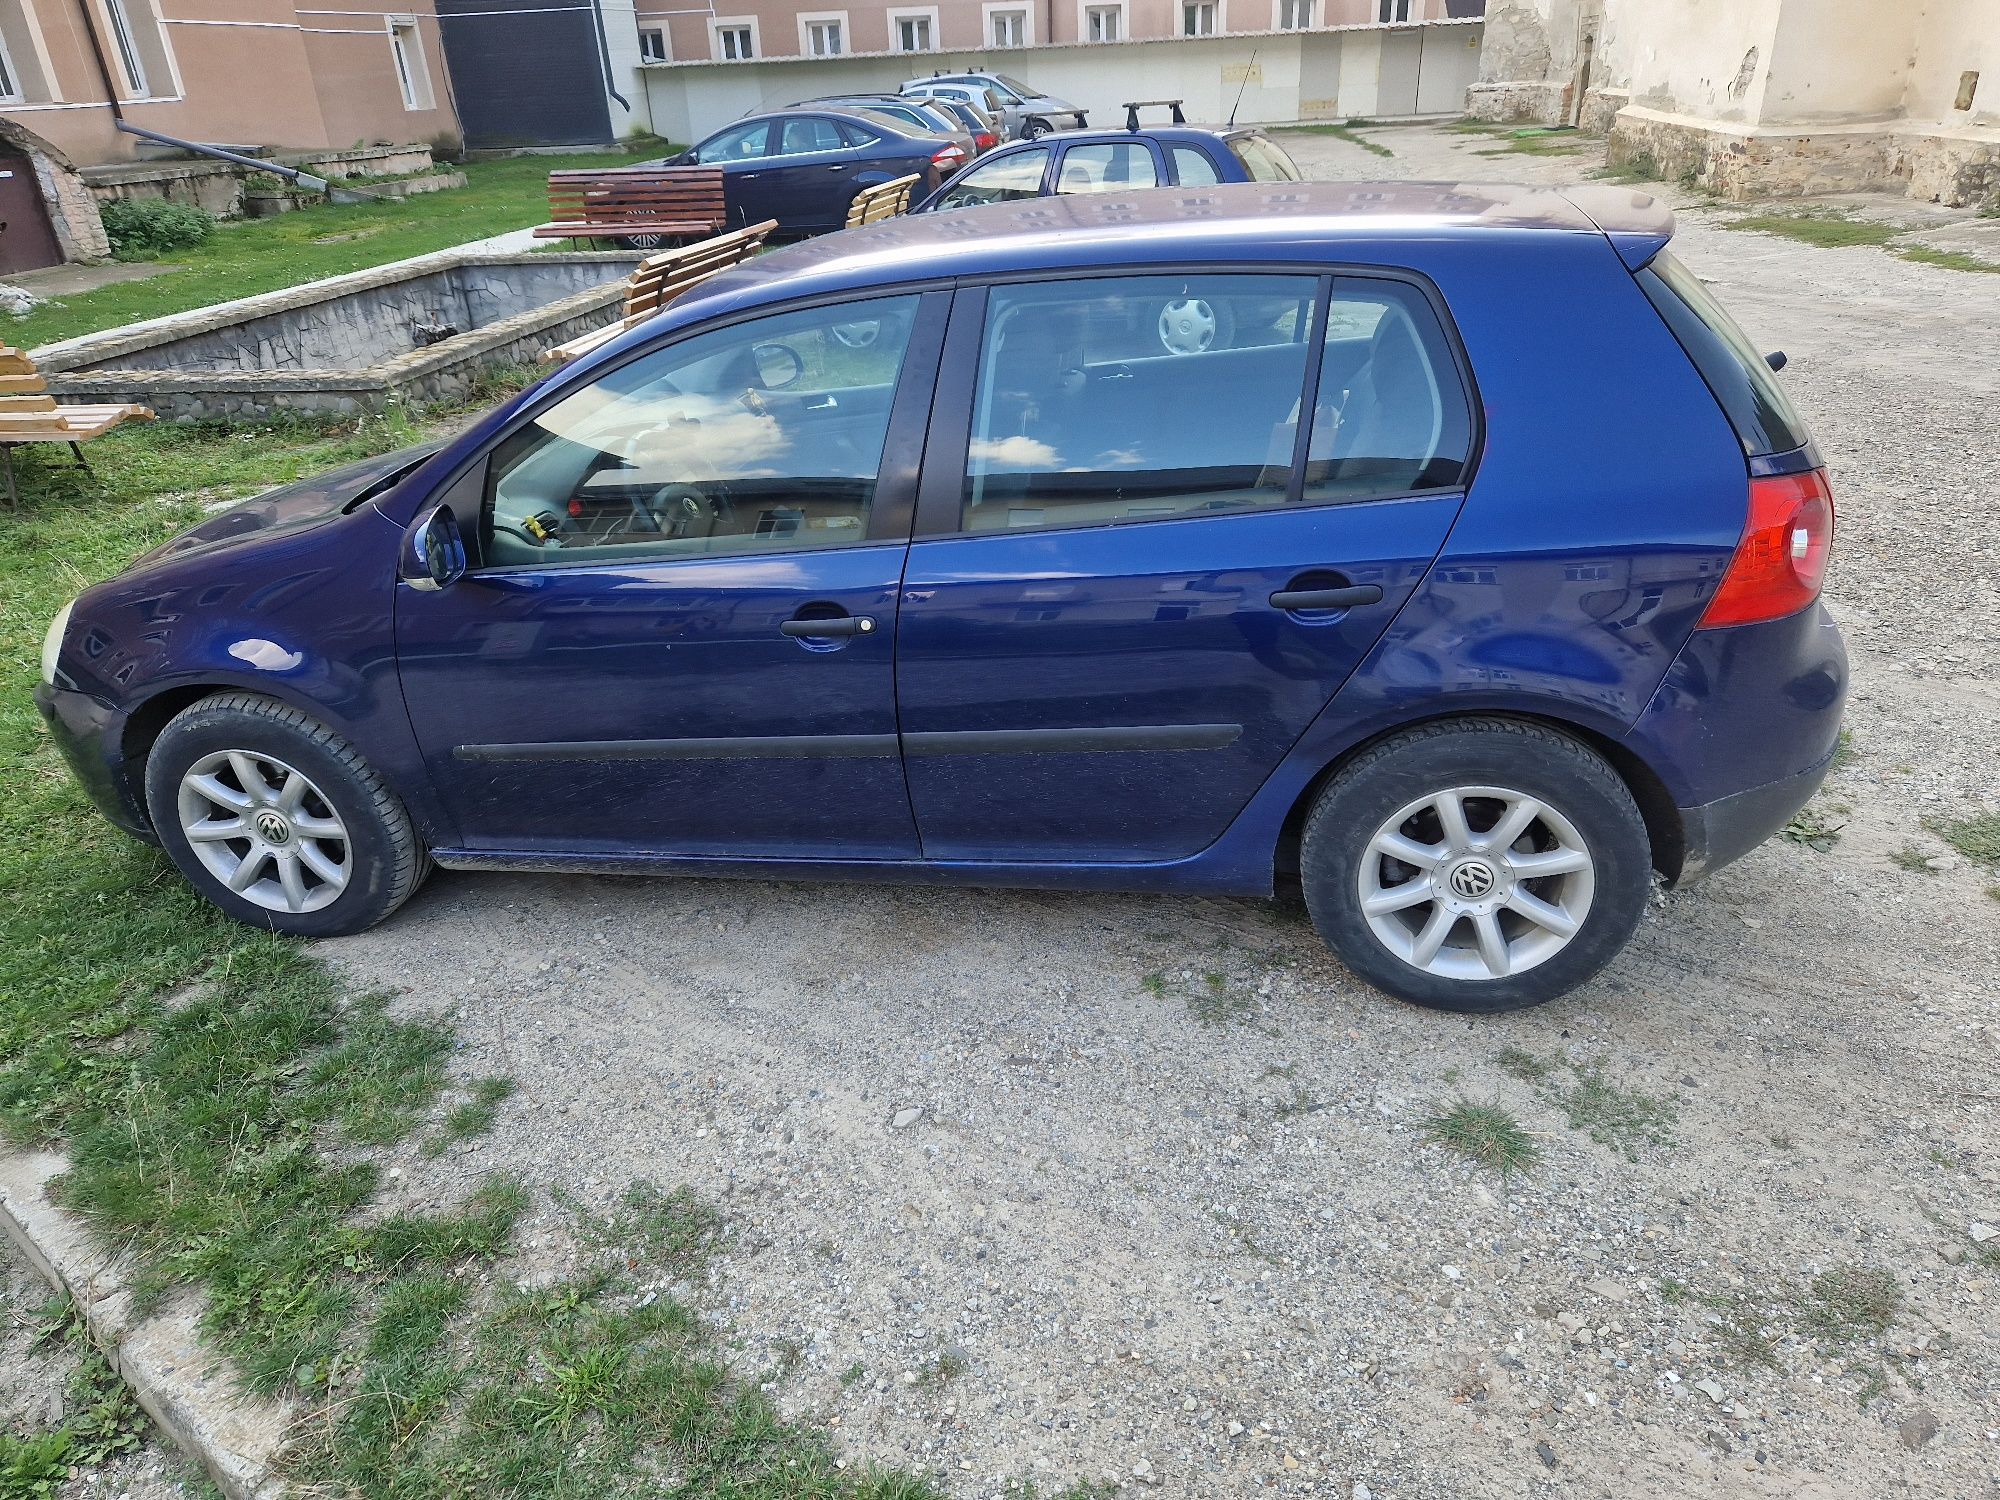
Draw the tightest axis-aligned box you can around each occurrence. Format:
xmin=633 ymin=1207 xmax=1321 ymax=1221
xmin=668 ymin=181 xmax=1672 ymax=317
xmin=995 ymin=124 xmax=1259 ymax=147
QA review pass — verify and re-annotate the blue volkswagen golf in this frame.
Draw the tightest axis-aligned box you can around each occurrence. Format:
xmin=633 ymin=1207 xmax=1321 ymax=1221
xmin=34 ymin=183 xmax=1845 ymax=1013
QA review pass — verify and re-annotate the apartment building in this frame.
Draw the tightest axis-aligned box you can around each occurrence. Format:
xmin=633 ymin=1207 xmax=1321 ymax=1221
xmin=639 ymin=0 xmax=1476 ymax=66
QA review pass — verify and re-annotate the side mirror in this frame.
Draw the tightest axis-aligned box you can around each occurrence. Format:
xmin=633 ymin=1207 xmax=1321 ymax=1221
xmin=751 ymin=341 xmax=805 ymax=390
xmin=402 ymin=504 xmax=467 ymax=591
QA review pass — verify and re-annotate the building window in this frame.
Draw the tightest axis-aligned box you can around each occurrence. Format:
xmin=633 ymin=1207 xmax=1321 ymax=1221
xmin=637 ymin=26 xmax=666 ymax=62
xmin=1084 ymin=3 xmax=1121 ymax=42
xmin=0 ymin=29 xmax=20 ymax=102
xmin=710 ymin=19 xmax=755 ymax=59
xmin=1182 ymin=1 xmax=1216 ymax=34
xmin=1378 ymin=0 xmax=1411 ymax=17
xmin=103 ymin=0 xmax=152 ymax=94
xmin=387 ymin=17 xmax=433 ymax=110
xmin=892 ymin=11 xmax=934 ymax=52
xmin=1278 ymin=0 xmax=1314 ymax=28
xmin=989 ymin=7 xmax=1025 ymax=46
xmin=804 ymin=17 xmax=843 ymax=55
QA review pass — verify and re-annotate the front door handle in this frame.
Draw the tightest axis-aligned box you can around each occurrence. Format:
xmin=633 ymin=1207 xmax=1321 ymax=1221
xmin=1269 ymin=585 xmax=1383 ymax=611
xmin=782 ymin=614 xmax=875 ymax=638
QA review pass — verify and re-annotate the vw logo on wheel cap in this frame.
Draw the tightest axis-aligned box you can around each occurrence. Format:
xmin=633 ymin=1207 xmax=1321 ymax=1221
xmin=1448 ymin=860 xmax=1496 ymax=900
xmin=255 ymin=810 xmax=292 ymax=845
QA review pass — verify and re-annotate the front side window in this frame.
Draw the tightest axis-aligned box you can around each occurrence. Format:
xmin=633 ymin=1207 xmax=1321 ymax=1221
xmin=930 ymin=147 xmax=1048 ymax=210
xmin=1056 ymin=142 xmax=1158 ymax=194
xmin=1085 ymin=3 xmax=1121 ymax=41
xmin=960 ymin=275 xmax=1319 ymax=533
xmin=1229 ymin=132 xmax=1301 ymax=181
xmin=481 ymin=297 xmax=922 ymax=569
xmin=695 ymin=120 xmax=770 ymax=162
xmin=1303 ymin=280 xmax=1474 ymax=502
xmin=1171 ymin=145 xmax=1222 ymax=185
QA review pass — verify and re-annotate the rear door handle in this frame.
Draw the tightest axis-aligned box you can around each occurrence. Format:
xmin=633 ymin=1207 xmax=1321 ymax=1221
xmin=782 ymin=615 xmax=875 ymax=638
xmin=1269 ymin=585 xmax=1383 ymax=611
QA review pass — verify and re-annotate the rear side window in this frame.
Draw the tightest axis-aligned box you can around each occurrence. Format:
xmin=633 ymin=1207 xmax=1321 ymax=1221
xmin=1228 ymin=133 xmax=1301 ymax=182
xmin=1171 ymin=145 xmax=1222 ymax=186
xmin=1638 ymin=252 xmax=1808 ymax=457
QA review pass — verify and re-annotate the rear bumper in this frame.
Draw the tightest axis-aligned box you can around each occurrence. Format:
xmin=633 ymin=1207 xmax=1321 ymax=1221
xmin=33 ymin=682 xmax=153 ymax=840
xmin=1622 ymin=601 xmax=1846 ymax=884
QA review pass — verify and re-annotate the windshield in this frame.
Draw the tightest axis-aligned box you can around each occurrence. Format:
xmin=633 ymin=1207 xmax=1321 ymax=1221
xmin=992 ymin=75 xmax=1036 ymax=101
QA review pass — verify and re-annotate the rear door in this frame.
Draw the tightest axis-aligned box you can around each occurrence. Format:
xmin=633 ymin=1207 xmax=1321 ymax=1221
xmin=894 ymin=271 xmax=1478 ymax=861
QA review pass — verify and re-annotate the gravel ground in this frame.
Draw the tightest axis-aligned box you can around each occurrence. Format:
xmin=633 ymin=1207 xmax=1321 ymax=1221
xmin=298 ymin=122 xmax=1990 ymax=1499
xmin=0 ymin=1235 xmax=197 ymax=1500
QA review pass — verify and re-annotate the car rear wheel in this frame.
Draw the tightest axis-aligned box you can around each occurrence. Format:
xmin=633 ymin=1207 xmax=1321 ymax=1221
xmin=1299 ymin=718 xmax=1651 ymax=1012
xmin=145 ymin=692 xmax=429 ymax=937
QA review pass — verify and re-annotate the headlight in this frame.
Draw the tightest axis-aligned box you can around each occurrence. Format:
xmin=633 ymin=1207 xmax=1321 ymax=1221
xmin=41 ymin=598 xmax=75 ymax=686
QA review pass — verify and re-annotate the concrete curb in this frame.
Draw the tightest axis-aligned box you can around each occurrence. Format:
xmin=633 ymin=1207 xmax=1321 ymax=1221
xmin=0 ymin=1150 xmax=294 ymax=1500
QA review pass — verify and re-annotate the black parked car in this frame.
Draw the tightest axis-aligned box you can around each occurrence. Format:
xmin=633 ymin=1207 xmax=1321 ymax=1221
xmin=656 ymin=107 xmax=966 ymax=236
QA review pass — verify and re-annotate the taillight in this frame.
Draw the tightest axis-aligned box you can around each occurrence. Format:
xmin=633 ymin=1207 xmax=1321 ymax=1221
xmin=931 ymin=144 xmax=966 ymax=168
xmin=975 ymin=132 xmax=997 ymax=150
xmin=1698 ymin=468 xmax=1834 ymax=629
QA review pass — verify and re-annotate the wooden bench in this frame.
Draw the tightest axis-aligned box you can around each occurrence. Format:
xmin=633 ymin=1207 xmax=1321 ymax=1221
xmin=845 ymin=173 xmax=923 ymax=229
xmin=542 ymin=219 xmax=779 ymax=366
xmin=0 ymin=346 xmax=153 ymax=506
xmin=532 ymin=166 xmax=728 ymax=244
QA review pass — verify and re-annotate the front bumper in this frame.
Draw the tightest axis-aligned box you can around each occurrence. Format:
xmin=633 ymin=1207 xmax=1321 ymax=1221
xmin=32 ymin=682 xmax=154 ymax=840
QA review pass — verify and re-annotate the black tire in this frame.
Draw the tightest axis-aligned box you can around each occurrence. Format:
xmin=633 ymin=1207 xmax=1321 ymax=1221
xmin=1299 ymin=717 xmax=1651 ymax=1013
xmin=144 ymin=692 xmax=429 ymax=938
xmin=1022 ymin=117 xmax=1053 ymax=140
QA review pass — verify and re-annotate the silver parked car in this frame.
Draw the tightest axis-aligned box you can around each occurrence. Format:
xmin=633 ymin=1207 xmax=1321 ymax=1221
xmin=901 ymin=71 xmax=1086 ymax=140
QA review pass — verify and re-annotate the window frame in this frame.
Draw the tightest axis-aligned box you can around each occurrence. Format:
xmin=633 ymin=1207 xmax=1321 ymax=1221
xmin=910 ymin=266 xmax=1482 ymax=542
xmin=774 ymin=114 xmax=852 ymax=159
xmin=888 ymin=5 xmax=939 ymax=52
xmin=1276 ymin=0 xmax=1315 ymax=29
xmin=707 ymin=16 xmax=757 ymax=60
xmin=1080 ymin=0 xmax=1124 ymax=42
xmin=386 ymin=16 xmax=433 ymax=112
xmin=636 ymin=25 xmax=667 ymax=62
xmin=439 ymin=288 xmax=952 ymax=579
xmin=1051 ymin=138 xmax=1164 ymax=195
xmin=983 ymin=3 xmax=1029 ymax=46
xmin=1181 ymin=0 xmax=1218 ymax=36
xmin=1167 ymin=143 xmax=1225 ymax=185
xmin=925 ymin=143 xmax=1054 ymax=211
xmin=692 ymin=117 xmax=774 ymax=163
xmin=795 ymin=10 xmax=845 ymax=55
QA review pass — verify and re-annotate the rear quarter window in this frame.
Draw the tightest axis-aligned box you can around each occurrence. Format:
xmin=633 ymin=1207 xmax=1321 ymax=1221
xmin=1228 ymin=133 xmax=1302 ymax=183
xmin=1637 ymin=252 xmax=1809 ymax=458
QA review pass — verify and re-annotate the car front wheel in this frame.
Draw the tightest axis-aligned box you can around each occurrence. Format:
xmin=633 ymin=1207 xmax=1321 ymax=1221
xmin=1299 ymin=718 xmax=1652 ymax=1012
xmin=1022 ymin=118 xmax=1053 ymax=140
xmin=145 ymin=692 xmax=429 ymax=937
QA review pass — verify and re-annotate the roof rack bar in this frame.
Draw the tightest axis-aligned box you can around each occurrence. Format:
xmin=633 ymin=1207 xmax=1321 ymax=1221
xmin=1120 ymin=99 xmax=1187 ymax=131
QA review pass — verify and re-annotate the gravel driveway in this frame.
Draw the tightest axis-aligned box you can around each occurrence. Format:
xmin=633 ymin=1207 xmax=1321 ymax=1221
xmin=322 ymin=123 xmax=2000 ymax=1499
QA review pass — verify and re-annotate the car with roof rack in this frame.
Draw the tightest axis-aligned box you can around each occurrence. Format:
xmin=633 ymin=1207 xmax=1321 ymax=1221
xmin=900 ymin=71 xmax=1086 ymax=139
xmin=36 ymin=181 xmax=1844 ymax=1014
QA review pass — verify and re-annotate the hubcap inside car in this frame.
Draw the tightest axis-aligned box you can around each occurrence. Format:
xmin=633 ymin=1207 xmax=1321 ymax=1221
xmin=1158 ymin=298 xmax=1219 ymax=355
xmin=177 ymin=749 xmax=351 ymax=914
xmin=1356 ymin=785 xmax=1595 ymax=981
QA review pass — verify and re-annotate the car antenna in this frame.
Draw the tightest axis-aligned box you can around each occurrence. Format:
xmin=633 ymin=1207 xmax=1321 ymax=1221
xmin=1227 ymin=48 xmax=1258 ymax=128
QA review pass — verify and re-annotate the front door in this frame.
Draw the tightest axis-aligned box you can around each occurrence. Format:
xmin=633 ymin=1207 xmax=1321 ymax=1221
xmin=895 ymin=272 xmax=1478 ymax=862
xmin=0 ymin=156 xmax=62 ymax=275
xmin=758 ymin=115 xmax=863 ymax=232
xmin=396 ymin=291 xmax=944 ymax=857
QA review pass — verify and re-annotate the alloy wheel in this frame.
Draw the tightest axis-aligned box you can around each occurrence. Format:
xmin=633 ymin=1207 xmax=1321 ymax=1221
xmin=1357 ymin=785 xmax=1596 ymax=980
xmin=177 ymin=749 xmax=351 ymax=914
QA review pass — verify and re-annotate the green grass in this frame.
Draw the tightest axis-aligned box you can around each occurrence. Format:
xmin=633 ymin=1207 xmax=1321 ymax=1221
xmin=1592 ymin=151 xmax=1664 ymax=185
xmin=1556 ymin=1064 xmax=1677 ymax=1159
xmin=1800 ymin=1265 xmax=1903 ymax=1351
xmin=1897 ymin=246 xmax=2000 ymax=274
xmin=1928 ymin=809 xmax=2000 ymax=869
xmin=10 ymin=149 xmax=655 ymax=349
xmin=1723 ymin=212 xmax=1903 ymax=249
xmin=1422 ymin=1100 xmax=1541 ymax=1178
xmin=1495 ymin=1045 xmax=1553 ymax=1083
xmin=1781 ymin=804 xmax=1844 ymax=852
xmin=1888 ymin=843 xmax=1936 ymax=874
xmin=1274 ymin=123 xmax=1395 ymax=158
xmin=0 ymin=396 xmax=1032 ymax=1496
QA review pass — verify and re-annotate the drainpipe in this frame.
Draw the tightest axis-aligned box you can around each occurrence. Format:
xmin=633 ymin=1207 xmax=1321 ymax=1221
xmin=113 ymin=120 xmax=388 ymax=201
xmin=587 ymin=0 xmax=630 ymax=120
xmin=75 ymin=0 xmax=128 ymax=127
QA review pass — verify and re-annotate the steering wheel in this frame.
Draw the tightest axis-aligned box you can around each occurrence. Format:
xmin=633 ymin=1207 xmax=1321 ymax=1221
xmin=647 ymin=483 xmax=733 ymax=540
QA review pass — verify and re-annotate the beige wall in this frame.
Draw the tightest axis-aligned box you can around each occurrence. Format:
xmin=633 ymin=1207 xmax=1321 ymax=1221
xmin=641 ymin=20 xmax=1483 ymax=142
xmin=653 ymin=0 xmax=1460 ymax=64
xmin=0 ymin=0 xmax=457 ymax=166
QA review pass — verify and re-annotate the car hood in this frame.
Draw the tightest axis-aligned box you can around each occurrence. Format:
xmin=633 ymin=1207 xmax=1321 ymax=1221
xmin=131 ymin=442 xmax=441 ymax=568
xmin=1021 ymin=95 xmax=1082 ymax=113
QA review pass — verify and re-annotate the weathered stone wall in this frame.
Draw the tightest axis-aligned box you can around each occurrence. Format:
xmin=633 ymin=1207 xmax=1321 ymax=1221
xmin=81 ymin=145 xmax=439 ymax=221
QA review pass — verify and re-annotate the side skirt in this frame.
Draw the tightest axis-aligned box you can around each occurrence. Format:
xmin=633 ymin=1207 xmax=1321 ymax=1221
xmin=428 ymin=846 xmax=1273 ymax=897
